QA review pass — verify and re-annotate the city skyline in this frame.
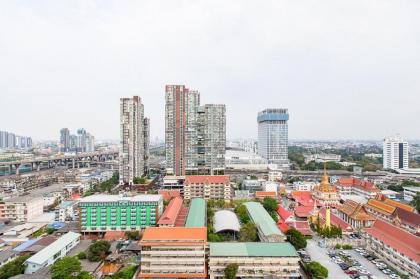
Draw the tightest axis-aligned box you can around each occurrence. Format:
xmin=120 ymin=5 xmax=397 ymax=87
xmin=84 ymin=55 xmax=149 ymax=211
xmin=1 ymin=1 xmax=419 ymax=141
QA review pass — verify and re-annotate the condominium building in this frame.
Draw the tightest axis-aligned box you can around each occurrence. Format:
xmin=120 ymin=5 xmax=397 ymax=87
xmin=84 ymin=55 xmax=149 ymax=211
xmin=209 ymin=242 xmax=300 ymax=279
xmin=183 ymin=176 xmax=232 ymax=201
xmin=197 ymin=104 xmax=226 ymax=175
xmin=383 ymin=135 xmax=409 ymax=170
xmin=257 ymin=109 xmax=289 ymax=167
xmin=25 ymin=232 xmax=81 ymax=274
xmin=4 ymin=196 xmax=44 ymax=222
xmin=119 ymin=96 xmax=149 ymax=185
xmin=78 ymin=194 xmax=163 ymax=232
xmin=364 ymin=220 xmax=420 ymax=278
xmin=165 ymin=85 xmax=226 ymax=176
xmin=139 ymin=227 xmax=207 ymax=278
xmin=59 ymin=128 xmax=94 ymax=153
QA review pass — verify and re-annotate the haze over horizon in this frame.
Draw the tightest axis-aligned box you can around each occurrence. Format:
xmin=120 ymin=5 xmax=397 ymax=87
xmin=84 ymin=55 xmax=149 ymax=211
xmin=1 ymin=1 xmax=419 ymax=141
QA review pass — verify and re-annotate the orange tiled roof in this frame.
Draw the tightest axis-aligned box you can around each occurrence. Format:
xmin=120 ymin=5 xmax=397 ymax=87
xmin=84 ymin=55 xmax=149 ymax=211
xmin=339 ymin=200 xmax=375 ymax=221
xmin=383 ymin=198 xmax=414 ymax=212
xmin=185 ymin=175 xmax=230 ymax=185
xmin=291 ymin=191 xmax=314 ymax=207
xmin=141 ymin=227 xmax=207 ymax=242
xmin=366 ymin=199 xmax=396 ymax=215
xmin=158 ymin=190 xmax=181 ymax=202
xmin=255 ymin=191 xmax=277 ymax=198
xmin=157 ymin=197 xmax=183 ymax=226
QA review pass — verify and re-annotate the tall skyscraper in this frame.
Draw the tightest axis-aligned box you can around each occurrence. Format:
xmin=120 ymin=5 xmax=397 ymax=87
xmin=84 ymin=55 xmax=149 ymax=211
xmin=165 ymin=85 xmax=226 ymax=176
xmin=119 ymin=96 xmax=149 ymax=185
xmin=383 ymin=135 xmax=409 ymax=170
xmin=165 ymin=85 xmax=200 ymax=176
xmin=197 ymin=104 xmax=226 ymax=174
xmin=60 ymin=128 xmax=70 ymax=152
xmin=257 ymin=108 xmax=289 ymax=167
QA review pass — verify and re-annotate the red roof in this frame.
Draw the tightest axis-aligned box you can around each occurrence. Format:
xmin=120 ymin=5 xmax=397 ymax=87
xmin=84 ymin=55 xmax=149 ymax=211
xmin=277 ymin=221 xmax=290 ymax=233
xmin=158 ymin=197 xmax=183 ymax=226
xmin=291 ymin=191 xmax=314 ymax=207
xmin=336 ymin=178 xmax=379 ymax=192
xmin=294 ymin=206 xmax=314 ymax=218
xmin=277 ymin=205 xmax=293 ymax=221
xmin=104 ymin=231 xmax=126 ymax=241
xmin=319 ymin=208 xmax=352 ymax=232
xmin=185 ymin=175 xmax=230 ymax=185
xmin=158 ymin=190 xmax=181 ymax=202
xmin=392 ymin=207 xmax=420 ymax=227
xmin=289 ymin=221 xmax=313 ymax=236
xmin=365 ymin=219 xmax=420 ymax=263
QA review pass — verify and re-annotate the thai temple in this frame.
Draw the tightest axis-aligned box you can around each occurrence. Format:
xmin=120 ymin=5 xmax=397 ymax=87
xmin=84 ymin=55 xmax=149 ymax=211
xmin=312 ymin=165 xmax=340 ymax=207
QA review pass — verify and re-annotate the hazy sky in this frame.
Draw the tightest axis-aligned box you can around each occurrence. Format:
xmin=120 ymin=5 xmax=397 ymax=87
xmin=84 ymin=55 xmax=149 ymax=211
xmin=1 ymin=0 xmax=419 ymax=141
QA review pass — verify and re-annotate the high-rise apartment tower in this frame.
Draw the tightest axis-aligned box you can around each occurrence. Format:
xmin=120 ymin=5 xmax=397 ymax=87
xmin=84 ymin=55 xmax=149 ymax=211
xmin=119 ymin=96 xmax=149 ymax=185
xmin=257 ymin=108 xmax=289 ymax=167
xmin=383 ymin=135 xmax=408 ymax=170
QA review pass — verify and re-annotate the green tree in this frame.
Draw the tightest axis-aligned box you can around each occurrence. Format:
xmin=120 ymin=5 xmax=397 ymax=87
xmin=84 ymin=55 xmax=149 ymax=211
xmin=77 ymin=252 xmax=87 ymax=260
xmin=50 ymin=256 xmax=93 ymax=279
xmin=410 ymin=192 xmax=420 ymax=212
xmin=235 ymin=204 xmax=250 ymax=224
xmin=263 ymin=197 xmax=278 ymax=213
xmin=224 ymin=263 xmax=239 ymax=279
xmin=305 ymin=261 xmax=328 ymax=279
xmin=239 ymin=222 xmax=258 ymax=242
xmin=125 ymin=231 xmax=140 ymax=240
xmin=133 ymin=177 xmax=147 ymax=184
xmin=87 ymin=240 xmax=111 ymax=262
xmin=285 ymin=228 xmax=307 ymax=250
xmin=0 ymin=255 xmax=29 ymax=279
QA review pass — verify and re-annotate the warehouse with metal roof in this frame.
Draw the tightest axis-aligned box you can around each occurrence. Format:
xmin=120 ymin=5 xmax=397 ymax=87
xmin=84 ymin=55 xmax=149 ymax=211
xmin=185 ymin=198 xmax=206 ymax=227
xmin=244 ymin=201 xmax=285 ymax=242
xmin=213 ymin=210 xmax=240 ymax=233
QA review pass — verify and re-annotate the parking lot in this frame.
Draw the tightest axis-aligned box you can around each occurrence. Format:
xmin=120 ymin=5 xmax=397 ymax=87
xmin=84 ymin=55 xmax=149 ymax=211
xmin=305 ymin=240 xmax=350 ymax=279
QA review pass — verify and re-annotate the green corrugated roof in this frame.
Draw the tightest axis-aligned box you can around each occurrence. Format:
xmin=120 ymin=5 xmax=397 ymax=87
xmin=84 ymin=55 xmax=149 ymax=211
xmin=210 ymin=242 xmax=298 ymax=257
xmin=244 ymin=202 xmax=283 ymax=237
xmin=185 ymin=198 xmax=206 ymax=227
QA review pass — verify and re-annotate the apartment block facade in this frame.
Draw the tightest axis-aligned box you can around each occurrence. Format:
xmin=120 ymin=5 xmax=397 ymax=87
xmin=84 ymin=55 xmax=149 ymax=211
xmin=78 ymin=195 xmax=163 ymax=232
xmin=383 ymin=135 xmax=409 ymax=170
xmin=140 ymin=227 xmax=207 ymax=278
xmin=183 ymin=175 xmax=232 ymax=201
xmin=119 ymin=96 xmax=149 ymax=185
xmin=165 ymin=85 xmax=226 ymax=176
xmin=5 ymin=196 xmax=43 ymax=222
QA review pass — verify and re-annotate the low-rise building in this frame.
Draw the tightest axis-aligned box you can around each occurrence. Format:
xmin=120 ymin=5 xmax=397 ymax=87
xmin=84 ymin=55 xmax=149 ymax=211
xmin=365 ymin=195 xmax=414 ymax=223
xmin=184 ymin=176 xmax=231 ymax=201
xmin=244 ymin=202 xmax=285 ymax=242
xmin=337 ymin=200 xmax=375 ymax=229
xmin=335 ymin=178 xmax=380 ymax=200
xmin=242 ymin=179 xmax=264 ymax=193
xmin=304 ymin=153 xmax=341 ymax=163
xmin=161 ymin=176 xmax=186 ymax=194
xmin=404 ymin=187 xmax=420 ymax=202
xmin=24 ymin=232 xmax=81 ymax=274
xmin=55 ymin=200 xmax=78 ymax=222
xmin=139 ymin=227 xmax=207 ymax=278
xmin=364 ymin=220 xmax=420 ymax=278
xmin=208 ymin=242 xmax=300 ymax=279
xmin=78 ymin=194 xmax=163 ymax=232
xmin=5 ymin=196 xmax=43 ymax=223
xmin=157 ymin=197 xmax=187 ymax=227
xmin=293 ymin=182 xmax=315 ymax=192
xmin=391 ymin=207 xmax=420 ymax=236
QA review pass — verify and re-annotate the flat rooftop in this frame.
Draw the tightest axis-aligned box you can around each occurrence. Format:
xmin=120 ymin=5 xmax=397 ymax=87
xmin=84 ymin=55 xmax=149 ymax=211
xmin=210 ymin=242 xmax=298 ymax=257
xmin=185 ymin=198 xmax=206 ymax=227
xmin=79 ymin=194 xmax=162 ymax=203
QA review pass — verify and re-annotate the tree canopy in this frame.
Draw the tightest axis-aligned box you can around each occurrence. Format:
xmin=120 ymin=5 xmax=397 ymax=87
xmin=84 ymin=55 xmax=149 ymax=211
xmin=50 ymin=257 xmax=93 ymax=279
xmin=305 ymin=261 xmax=328 ymax=279
xmin=224 ymin=263 xmax=239 ymax=279
xmin=234 ymin=204 xmax=250 ymax=224
xmin=239 ymin=222 xmax=258 ymax=242
xmin=410 ymin=192 xmax=420 ymax=212
xmin=87 ymin=240 xmax=111 ymax=262
xmin=285 ymin=228 xmax=307 ymax=250
xmin=0 ymin=255 xmax=29 ymax=279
